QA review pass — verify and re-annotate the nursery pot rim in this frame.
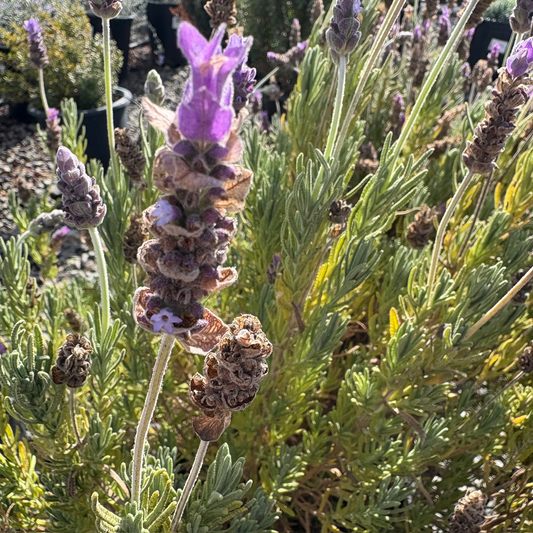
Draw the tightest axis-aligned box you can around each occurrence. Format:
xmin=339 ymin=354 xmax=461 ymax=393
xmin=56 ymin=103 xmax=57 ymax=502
xmin=27 ymin=86 xmax=132 ymax=120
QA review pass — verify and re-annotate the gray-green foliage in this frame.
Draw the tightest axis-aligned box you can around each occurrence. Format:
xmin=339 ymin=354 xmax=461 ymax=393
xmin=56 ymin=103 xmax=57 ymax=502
xmin=4 ymin=0 xmax=533 ymax=531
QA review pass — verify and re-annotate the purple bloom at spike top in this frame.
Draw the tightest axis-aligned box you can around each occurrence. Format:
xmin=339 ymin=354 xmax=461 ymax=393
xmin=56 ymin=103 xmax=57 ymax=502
xmin=24 ymin=18 xmax=49 ymax=69
xmin=437 ymin=8 xmax=450 ymax=46
xmin=487 ymin=42 xmax=501 ymax=70
xmin=507 ymin=37 xmax=533 ymax=78
xmin=227 ymin=34 xmax=257 ymax=113
xmin=177 ymin=23 xmax=252 ymax=145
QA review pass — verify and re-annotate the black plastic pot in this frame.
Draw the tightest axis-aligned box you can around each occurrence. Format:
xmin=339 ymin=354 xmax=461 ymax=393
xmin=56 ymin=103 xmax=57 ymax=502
xmin=147 ymin=2 xmax=185 ymax=67
xmin=8 ymin=102 xmax=34 ymax=123
xmin=28 ymin=87 xmax=132 ymax=168
xmin=87 ymin=13 xmax=133 ymax=82
xmin=469 ymin=20 xmax=512 ymax=69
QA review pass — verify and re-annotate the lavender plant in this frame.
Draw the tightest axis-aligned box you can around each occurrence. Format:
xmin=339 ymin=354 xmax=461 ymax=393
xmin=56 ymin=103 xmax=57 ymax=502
xmin=6 ymin=0 xmax=533 ymax=531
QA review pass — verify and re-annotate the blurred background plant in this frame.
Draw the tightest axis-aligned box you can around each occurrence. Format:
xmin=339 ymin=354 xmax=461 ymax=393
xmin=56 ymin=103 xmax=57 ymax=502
xmin=0 ymin=0 xmax=121 ymax=110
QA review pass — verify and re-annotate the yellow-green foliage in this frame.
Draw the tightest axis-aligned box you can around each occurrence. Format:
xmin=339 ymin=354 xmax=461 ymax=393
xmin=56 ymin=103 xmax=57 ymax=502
xmin=0 ymin=0 xmax=121 ymax=110
xmin=0 ymin=395 xmax=47 ymax=531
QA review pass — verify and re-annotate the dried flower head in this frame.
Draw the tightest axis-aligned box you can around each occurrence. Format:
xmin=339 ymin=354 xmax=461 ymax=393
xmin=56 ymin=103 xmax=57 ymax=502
xmin=458 ymin=28 xmax=475 ymax=62
xmin=471 ymin=59 xmax=493 ymax=94
xmin=326 ymin=0 xmax=363 ymax=64
xmin=511 ymin=271 xmax=533 ymax=304
xmin=51 ymin=334 xmax=93 ymax=388
xmin=406 ymin=205 xmax=439 ymax=249
xmin=329 ymin=200 xmax=352 ymax=225
xmin=123 ymin=213 xmax=148 ymax=264
xmin=45 ymin=108 xmax=62 ymax=156
xmin=190 ymin=315 xmax=272 ymax=440
xmin=24 ymin=18 xmax=49 ymax=69
xmin=448 ymin=489 xmax=487 ymax=533
xmin=28 ymin=209 xmax=66 ymax=237
xmin=56 ymin=147 xmax=106 ymax=229
xmin=204 ymin=0 xmax=237 ymax=28
xmin=144 ymin=69 xmax=165 ymax=106
xmin=460 ymin=0 xmax=498 ymax=29
xmin=115 ymin=128 xmax=146 ymax=184
xmin=64 ymin=308 xmax=84 ymax=333
xmin=88 ymin=0 xmax=123 ymax=19
xmin=423 ymin=0 xmax=438 ymax=19
xmin=463 ymin=40 xmax=533 ymax=174
xmin=519 ymin=343 xmax=533 ymax=373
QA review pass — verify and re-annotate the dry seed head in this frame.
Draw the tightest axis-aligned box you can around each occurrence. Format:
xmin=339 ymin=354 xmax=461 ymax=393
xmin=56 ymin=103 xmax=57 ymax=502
xmin=115 ymin=128 xmax=146 ymax=184
xmin=448 ymin=489 xmax=487 ymax=533
xmin=52 ymin=334 xmax=93 ymax=388
xmin=204 ymin=0 xmax=237 ymax=28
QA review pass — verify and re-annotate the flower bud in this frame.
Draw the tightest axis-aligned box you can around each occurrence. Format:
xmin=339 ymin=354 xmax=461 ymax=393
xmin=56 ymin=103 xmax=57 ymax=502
xmin=326 ymin=0 xmax=362 ymax=64
xmin=144 ymin=69 xmax=165 ymax=106
xmin=28 ymin=209 xmax=66 ymax=236
xmin=56 ymin=147 xmax=106 ymax=229
xmin=88 ymin=0 xmax=123 ymax=19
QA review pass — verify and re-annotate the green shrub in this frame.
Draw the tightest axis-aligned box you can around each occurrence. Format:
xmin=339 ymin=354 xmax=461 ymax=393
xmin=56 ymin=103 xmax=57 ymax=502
xmin=0 ymin=0 xmax=122 ymax=110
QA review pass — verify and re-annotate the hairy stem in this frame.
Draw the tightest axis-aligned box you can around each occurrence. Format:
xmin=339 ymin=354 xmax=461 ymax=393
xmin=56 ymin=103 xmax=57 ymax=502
xmin=69 ymin=388 xmax=81 ymax=446
xmin=427 ymin=170 xmax=475 ymax=304
xmin=38 ymin=68 xmax=49 ymax=116
xmin=131 ymin=334 xmax=175 ymax=506
xmin=465 ymin=265 xmax=533 ymax=340
xmin=325 ymin=55 xmax=347 ymax=160
xmin=334 ymin=0 xmax=406 ymax=157
xmin=391 ymin=0 xmax=481 ymax=165
xmin=103 ymin=19 xmax=119 ymax=178
xmin=170 ymin=439 xmax=210 ymax=531
xmin=88 ymin=227 xmax=111 ymax=332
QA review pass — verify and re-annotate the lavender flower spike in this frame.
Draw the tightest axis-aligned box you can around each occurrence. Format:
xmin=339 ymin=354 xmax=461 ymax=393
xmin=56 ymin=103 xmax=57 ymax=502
xmin=507 ymin=37 xmax=533 ymax=78
xmin=437 ymin=8 xmax=450 ymax=47
xmin=177 ymin=22 xmax=252 ymax=144
xmin=88 ymin=0 xmax=123 ymax=19
xmin=144 ymin=69 xmax=165 ymax=105
xmin=24 ymin=18 xmax=48 ymax=69
xmin=56 ymin=147 xmax=106 ymax=229
xmin=227 ymin=34 xmax=257 ymax=113
xmin=326 ymin=0 xmax=363 ymax=64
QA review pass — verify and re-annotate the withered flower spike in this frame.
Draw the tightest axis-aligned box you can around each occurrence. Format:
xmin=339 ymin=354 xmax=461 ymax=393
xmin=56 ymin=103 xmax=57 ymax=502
xmin=115 ymin=128 xmax=146 ymax=184
xmin=519 ymin=343 xmax=533 ymax=373
xmin=189 ymin=315 xmax=272 ymax=441
xmin=51 ymin=334 xmax=93 ymax=389
xmin=204 ymin=0 xmax=237 ymax=28
xmin=448 ymin=489 xmax=487 ymax=533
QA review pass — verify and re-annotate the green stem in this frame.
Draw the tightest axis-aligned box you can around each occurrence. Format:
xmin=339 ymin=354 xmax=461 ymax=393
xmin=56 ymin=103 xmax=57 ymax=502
xmin=502 ymin=32 xmax=517 ymax=67
xmin=88 ymin=227 xmax=110 ymax=332
xmin=69 ymin=388 xmax=81 ymax=446
xmin=334 ymin=0 xmax=406 ymax=158
xmin=103 ymin=19 xmax=119 ymax=178
xmin=464 ymin=265 xmax=533 ymax=340
xmin=38 ymin=68 xmax=49 ymax=116
xmin=255 ymin=66 xmax=279 ymax=91
xmin=391 ymin=0 xmax=481 ymax=165
xmin=324 ymin=55 xmax=347 ymax=160
xmin=427 ymin=169 xmax=475 ymax=305
xmin=170 ymin=439 xmax=210 ymax=531
xmin=131 ymin=334 xmax=175 ymax=506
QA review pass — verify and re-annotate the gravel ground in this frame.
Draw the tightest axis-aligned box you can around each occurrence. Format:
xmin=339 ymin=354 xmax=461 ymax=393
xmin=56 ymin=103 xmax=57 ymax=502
xmin=0 ymin=24 xmax=187 ymax=281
